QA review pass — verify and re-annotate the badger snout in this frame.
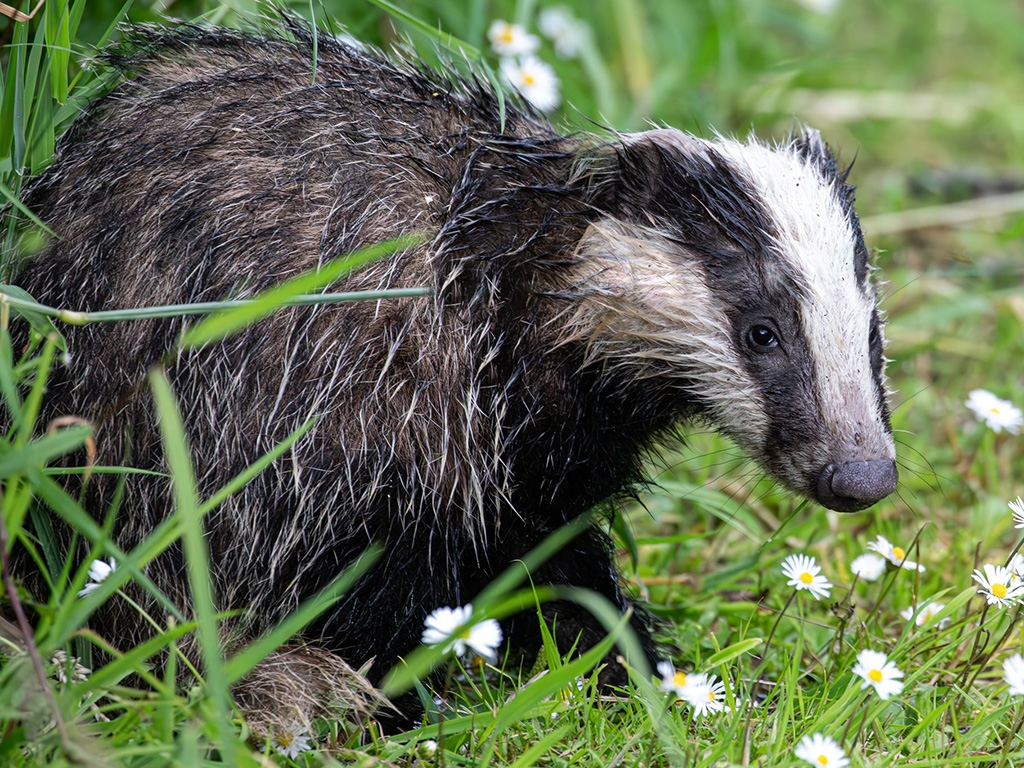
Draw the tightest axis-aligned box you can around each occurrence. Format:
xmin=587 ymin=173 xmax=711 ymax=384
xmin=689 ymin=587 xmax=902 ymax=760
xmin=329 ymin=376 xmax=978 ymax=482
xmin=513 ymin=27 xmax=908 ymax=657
xmin=815 ymin=460 xmax=898 ymax=512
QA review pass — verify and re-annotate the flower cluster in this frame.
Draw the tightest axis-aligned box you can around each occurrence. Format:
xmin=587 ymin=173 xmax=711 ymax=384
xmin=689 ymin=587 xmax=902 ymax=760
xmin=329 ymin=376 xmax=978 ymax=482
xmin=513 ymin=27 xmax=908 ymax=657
xmin=488 ymin=6 xmax=588 ymax=112
xmin=657 ymin=661 xmax=728 ymax=719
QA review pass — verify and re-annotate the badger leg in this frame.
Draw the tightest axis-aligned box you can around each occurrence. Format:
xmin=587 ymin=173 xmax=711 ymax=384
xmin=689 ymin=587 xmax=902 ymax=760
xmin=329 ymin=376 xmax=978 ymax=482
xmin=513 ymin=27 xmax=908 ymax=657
xmin=501 ymin=525 xmax=662 ymax=686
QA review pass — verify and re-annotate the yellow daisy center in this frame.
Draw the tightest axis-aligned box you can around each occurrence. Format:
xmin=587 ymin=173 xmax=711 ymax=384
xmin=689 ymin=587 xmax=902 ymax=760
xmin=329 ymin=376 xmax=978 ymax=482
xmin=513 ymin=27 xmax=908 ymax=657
xmin=892 ymin=546 xmax=905 ymax=561
xmin=990 ymin=406 xmax=1002 ymax=415
xmin=499 ymin=26 xmax=514 ymax=44
xmin=672 ymin=671 xmax=687 ymax=687
xmin=276 ymin=732 xmax=295 ymax=748
xmin=800 ymin=571 xmax=813 ymax=584
xmin=993 ymin=582 xmax=1008 ymax=599
xmin=818 ymin=757 xmax=829 ymax=766
xmin=522 ymin=73 xmax=536 ymax=86
xmin=707 ymin=690 xmax=716 ymax=702
xmin=868 ymin=669 xmax=883 ymax=683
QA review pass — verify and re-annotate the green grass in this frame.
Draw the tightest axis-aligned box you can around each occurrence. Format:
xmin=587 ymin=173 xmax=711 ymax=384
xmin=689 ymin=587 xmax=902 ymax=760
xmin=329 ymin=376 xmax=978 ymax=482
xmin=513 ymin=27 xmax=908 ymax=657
xmin=1 ymin=0 xmax=1023 ymax=765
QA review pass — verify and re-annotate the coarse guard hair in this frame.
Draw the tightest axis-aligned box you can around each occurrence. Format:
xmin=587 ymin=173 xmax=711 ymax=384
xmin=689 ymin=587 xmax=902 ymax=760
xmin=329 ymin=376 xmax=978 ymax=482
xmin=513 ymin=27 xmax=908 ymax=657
xmin=9 ymin=23 xmax=897 ymax=725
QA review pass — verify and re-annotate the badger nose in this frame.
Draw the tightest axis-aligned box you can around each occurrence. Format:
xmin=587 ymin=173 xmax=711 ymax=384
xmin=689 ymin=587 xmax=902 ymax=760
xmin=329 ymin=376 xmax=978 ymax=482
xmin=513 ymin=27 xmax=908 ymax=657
xmin=815 ymin=460 xmax=898 ymax=512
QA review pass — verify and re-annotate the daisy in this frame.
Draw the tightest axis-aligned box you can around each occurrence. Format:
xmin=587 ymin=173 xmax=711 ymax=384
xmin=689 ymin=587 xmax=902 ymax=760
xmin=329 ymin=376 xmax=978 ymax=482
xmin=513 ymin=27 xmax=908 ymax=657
xmin=538 ymin=6 xmax=587 ymax=58
xmin=965 ymin=389 xmax=1023 ymax=435
xmin=273 ymin=727 xmax=312 ymax=759
xmin=852 ymin=649 xmax=904 ymax=700
xmin=866 ymin=535 xmax=925 ymax=573
xmin=684 ymin=673 xmax=727 ymax=719
xmin=850 ymin=553 xmax=887 ymax=582
xmin=487 ymin=20 xmax=540 ymax=57
xmin=422 ymin=604 xmax=503 ymax=662
xmin=1008 ymin=553 xmax=1024 ymax=583
xmin=781 ymin=553 xmax=833 ymax=600
xmin=78 ymin=558 xmax=117 ymax=598
xmin=500 ymin=56 xmax=561 ymax=112
xmin=50 ymin=650 xmax=91 ymax=684
xmin=657 ymin=659 xmax=692 ymax=700
xmin=1004 ymin=653 xmax=1024 ymax=697
xmin=1009 ymin=496 xmax=1024 ymax=528
xmin=900 ymin=601 xmax=949 ymax=629
xmin=795 ymin=732 xmax=850 ymax=768
xmin=972 ymin=563 xmax=1024 ymax=607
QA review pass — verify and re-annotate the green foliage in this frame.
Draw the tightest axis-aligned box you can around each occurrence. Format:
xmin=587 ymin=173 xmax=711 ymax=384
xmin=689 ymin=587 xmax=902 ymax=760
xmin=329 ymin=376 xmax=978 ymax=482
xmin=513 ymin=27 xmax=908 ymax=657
xmin=1 ymin=0 xmax=1023 ymax=766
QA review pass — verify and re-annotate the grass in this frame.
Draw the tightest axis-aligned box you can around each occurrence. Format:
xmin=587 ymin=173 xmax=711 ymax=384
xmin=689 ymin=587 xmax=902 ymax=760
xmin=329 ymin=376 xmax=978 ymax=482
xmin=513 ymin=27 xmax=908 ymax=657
xmin=1 ymin=0 xmax=1024 ymax=765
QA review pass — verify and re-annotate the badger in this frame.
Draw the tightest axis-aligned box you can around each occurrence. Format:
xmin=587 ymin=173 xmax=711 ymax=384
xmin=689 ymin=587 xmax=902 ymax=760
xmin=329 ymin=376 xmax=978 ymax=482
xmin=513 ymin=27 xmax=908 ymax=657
xmin=10 ymin=24 xmax=897 ymax=725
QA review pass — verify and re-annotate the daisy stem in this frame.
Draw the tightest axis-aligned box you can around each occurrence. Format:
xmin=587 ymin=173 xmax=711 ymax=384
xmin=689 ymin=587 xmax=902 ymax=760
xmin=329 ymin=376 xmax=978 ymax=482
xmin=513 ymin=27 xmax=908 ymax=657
xmin=843 ymin=692 xmax=873 ymax=751
xmin=995 ymin=701 xmax=1024 ymax=768
xmin=963 ymin=606 xmax=1023 ymax=694
xmin=745 ymin=590 xmax=797 ymax=708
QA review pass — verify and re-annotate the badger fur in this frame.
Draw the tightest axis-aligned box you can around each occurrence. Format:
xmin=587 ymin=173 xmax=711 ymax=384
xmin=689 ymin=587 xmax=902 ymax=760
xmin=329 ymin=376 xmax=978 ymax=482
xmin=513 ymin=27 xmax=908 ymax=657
xmin=11 ymin=24 xmax=897 ymax=723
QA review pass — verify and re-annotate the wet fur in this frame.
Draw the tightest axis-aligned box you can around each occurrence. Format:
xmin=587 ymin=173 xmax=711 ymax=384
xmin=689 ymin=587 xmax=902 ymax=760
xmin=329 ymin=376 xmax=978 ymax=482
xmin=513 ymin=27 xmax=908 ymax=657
xmin=11 ymin=24 xmax=893 ymax=724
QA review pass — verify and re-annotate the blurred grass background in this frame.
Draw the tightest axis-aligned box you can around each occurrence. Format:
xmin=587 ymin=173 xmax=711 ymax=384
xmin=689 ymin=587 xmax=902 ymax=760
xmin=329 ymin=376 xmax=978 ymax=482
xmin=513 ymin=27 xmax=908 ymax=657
xmin=1 ymin=0 xmax=1023 ymax=764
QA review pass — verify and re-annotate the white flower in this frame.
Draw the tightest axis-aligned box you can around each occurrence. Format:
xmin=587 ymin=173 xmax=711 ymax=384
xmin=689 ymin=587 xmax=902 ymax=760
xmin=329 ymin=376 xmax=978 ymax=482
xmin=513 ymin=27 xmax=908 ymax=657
xmin=795 ymin=732 xmax=850 ymax=768
xmin=1008 ymin=553 xmax=1024 ymax=583
xmin=273 ymin=727 xmax=312 ymax=759
xmin=487 ymin=20 xmax=540 ymax=57
xmin=657 ymin=659 xmax=691 ymax=699
xmin=850 ymin=553 xmax=887 ymax=582
xmin=500 ymin=56 xmax=561 ymax=112
xmin=418 ymin=739 xmax=438 ymax=758
xmin=422 ymin=604 xmax=503 ymax=662
xmin=50 ymin=650 xmax=91 ymax=684
xmin=852 ymin=649 xmax=905 ymax=700
xmin=965 ymin=389 xmax=1023 ymax=434
xmin=972 ymin=563 xmax=1024 ymax=607
xmin=781 ymin=553 xmax=833 ymax=600
xmin=78 ymin=558 xmax=116 ymax=597
xmin=684 ymin=673 xmax=727 ymax=719
xmin=1009 ymin=497 xmax=1024 ymax=528
xmin=900 ymin=601 xmax=949 ymax=629
xmin=866 ymin=535 xmax=925 ymax=573
xmin=1004 ymin=653 xmax=1024 ymax=697
xmin=537 ymin=6 xmax=587 ymax=58
xmin=794 ymin=0 xmax=841 ymax=13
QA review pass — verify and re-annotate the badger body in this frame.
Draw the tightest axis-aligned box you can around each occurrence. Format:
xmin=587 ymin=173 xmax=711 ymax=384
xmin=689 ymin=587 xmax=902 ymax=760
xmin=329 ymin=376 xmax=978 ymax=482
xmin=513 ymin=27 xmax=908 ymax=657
xmin=13 ymin=25 xmax=896 ymax=715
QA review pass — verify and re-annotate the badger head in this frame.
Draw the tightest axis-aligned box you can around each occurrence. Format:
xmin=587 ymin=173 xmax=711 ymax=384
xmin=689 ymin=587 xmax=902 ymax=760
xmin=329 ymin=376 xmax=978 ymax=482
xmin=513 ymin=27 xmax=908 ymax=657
xmin=573 ymin=128 xmax=897 ymax=512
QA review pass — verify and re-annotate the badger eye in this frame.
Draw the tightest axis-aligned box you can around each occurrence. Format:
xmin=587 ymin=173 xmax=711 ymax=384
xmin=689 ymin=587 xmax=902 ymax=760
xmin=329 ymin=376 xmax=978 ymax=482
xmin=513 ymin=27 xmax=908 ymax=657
xmin=747 ymin=325 xmax=778 ymax=350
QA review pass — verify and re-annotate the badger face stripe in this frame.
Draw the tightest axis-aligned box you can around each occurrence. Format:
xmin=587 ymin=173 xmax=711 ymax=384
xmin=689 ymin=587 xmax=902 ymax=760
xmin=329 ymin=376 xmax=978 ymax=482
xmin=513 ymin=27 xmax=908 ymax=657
xmin=705 ymin=135 xmax=895 ymax=487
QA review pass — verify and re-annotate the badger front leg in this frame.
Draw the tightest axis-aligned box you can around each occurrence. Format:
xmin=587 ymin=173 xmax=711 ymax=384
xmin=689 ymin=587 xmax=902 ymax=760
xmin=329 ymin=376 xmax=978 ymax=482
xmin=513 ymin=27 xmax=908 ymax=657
xmin=499 ymin=524 xmax=662 ymax=685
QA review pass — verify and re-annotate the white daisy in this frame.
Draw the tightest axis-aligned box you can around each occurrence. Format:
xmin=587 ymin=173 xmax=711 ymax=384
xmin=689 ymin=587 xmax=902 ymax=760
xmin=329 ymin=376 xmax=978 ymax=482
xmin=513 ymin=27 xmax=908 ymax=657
xmin=78 ymin=558 xmax=116 ymax=598
xmin=852 ymin=649 xmax=904 ymax=700
xmin=965 ymin=389 xmax=1023 ymax=435
xmin=794 ymin=732 xmax=850 ymax=768
xmin=972 ymin=563 xmax=1024 ymax=607
xmin=273 ymin=727 xmax=312 ymax=759
xmin=500 ymin=56 xmax=561 ymax=112
xmin=781 ymin=553 xmax=833 ymax=600
xmin=684 ymin=673 xmax=727 ymax=719
xmin=850 ymin=553 xmax=887 ymax=582
xmin=537 ymin=6 xmax=587 ymax=58
xmin=487 ymin=20 xmax=540 ymax=57
xmin=1009 ymin=497 xmax=1024 ymax=528
xmin=866 ymin=535 xmax=925 ymax=573
xmin=900 ymin=601 xmax=949 ymax=629
xmin=794 ymin=0 xmax=841 ymax=13
xmin=422 ymin=604 xmax=503 ymax=662
xmin=1004 ymin=653 xmax=1024 ymax=697
xmin=50 ymin=650 xmax=91 ymax=684
xmin=1008 ymin=553 xmax=1024 ymax=583
xmin=657 ymin=659 xmax=691 ymax=700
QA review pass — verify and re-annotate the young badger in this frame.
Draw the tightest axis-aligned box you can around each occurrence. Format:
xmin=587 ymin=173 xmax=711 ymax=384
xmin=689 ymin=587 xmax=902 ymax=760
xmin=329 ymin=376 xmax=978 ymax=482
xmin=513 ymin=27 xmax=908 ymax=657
xmin=14 ymin=25 xmax=897 ymax=721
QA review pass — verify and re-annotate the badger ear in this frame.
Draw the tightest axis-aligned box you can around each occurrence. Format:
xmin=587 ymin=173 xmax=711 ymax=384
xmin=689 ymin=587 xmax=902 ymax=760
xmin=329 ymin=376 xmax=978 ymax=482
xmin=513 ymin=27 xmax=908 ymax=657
xmin=790 ymin=126 xmax=850 ymax=184
xmin=581 ymin=129 xmax=718 ymax=223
